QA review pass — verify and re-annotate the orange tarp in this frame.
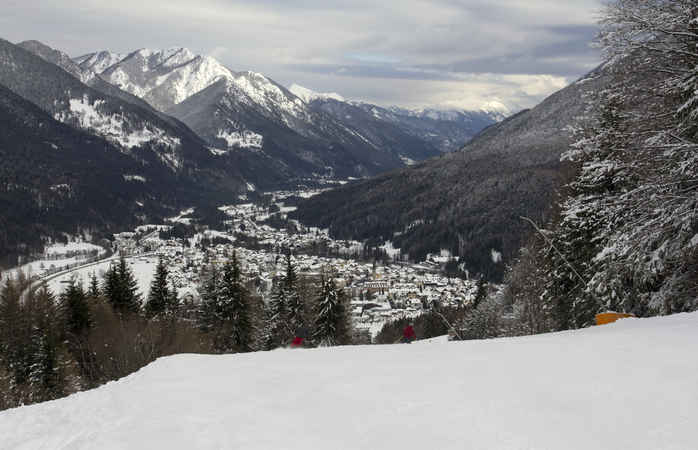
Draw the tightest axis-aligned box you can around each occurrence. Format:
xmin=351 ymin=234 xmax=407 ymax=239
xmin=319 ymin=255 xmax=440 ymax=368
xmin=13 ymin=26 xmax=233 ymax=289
xmin=595 ymin=312 xmax=635 ymax=326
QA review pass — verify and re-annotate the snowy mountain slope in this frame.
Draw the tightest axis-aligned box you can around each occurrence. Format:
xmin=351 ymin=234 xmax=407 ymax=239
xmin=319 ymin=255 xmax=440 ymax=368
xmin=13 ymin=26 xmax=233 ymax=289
xmin=17 ymin=40 xmax=224 ymax=141
xmin=291 ymin=84 xmax=500 ymax=154
xmin=77 ymin=48 xmax=496 ymax=181
xmin=79 ymin=47 xmax=410 ymax=180
xmin=0 ymin=38 xmax=248 ymax=187
xmin=0 ymin=39 xmax=185 ymax=163
xmin=95 ymin=48 xmax=228 ymax=111
xmin=168 ymin=77 xmax=411 ymax=183
xmin=289 ymin=83 xmax=345 ymax=103
xmin=300 ymin=96 xmax=444 ymax=162
xmin=2 ymin=312 xmax=696 ymax=450
xmin=75 ymin=50 xmax=125 ymax=74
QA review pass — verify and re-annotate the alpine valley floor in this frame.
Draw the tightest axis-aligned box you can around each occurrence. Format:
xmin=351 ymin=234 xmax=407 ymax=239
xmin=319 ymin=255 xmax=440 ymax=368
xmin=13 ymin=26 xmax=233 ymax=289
xmin=1 ymin=313 xmax=696 ymax=450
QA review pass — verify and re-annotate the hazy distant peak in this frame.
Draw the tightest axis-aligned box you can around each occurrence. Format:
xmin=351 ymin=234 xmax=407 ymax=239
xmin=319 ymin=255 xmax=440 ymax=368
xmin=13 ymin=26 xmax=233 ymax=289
xmin=289 ymin=83 xmax=345 ymax=103
xmin=479 ymin=100 xmax=511 ymax=121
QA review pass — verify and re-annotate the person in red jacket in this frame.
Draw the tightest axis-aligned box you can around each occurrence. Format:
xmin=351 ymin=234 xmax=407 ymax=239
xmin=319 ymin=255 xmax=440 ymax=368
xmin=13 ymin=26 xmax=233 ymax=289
xmin=402 ymin=322 xmax=416 ymax=343
xmin=290 ymin=325 xmax=309 ymax=348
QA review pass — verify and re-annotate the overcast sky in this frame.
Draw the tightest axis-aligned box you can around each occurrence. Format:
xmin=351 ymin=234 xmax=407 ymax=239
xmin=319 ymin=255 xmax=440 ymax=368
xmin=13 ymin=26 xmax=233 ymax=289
xmin=2 ymin=0 xmax=603 ymax=111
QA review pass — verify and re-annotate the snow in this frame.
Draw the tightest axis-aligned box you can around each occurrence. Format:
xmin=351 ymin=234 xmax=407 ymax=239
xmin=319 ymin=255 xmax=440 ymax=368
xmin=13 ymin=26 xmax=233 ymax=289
xmin=55 ymin=96 xmax=181 ymax=151
xmin=227 ymin=73 xmax=305 ymax=120
xmin=480 ymin=100 xmax=511 ymax=120
xmin=166 ymin=208 xmax=195 ymax=224
xmin=101 ymin=50 xmax=232 ymax=107
xmin=1 ymin=312 xmax=697 ymax=449
xmin=45 ymin=255 xmax=157 ymax=299
xmin=44 ymin=242 xmax=103 ymax=256
xmin=216 ymin=129 xmax=263 ymax=149
xmin=6 ymin=242 xmax=105 ymax=279
xmin=380 ymin=240 xmax=401 ymax=258
xmin=399 ymin=155 xmax=416 ymax=166
xmin=160 ymin=48 xmax=196 ymax=69
xmin=289 ymin=83 xmax=345 ymax=103
xmin=123 ymin=174 xmax=147 ymax=183
xmin=153 ymin=55 xmax=231 ymax=105
xmin=74 ymin=51 xmax=125 ymax=74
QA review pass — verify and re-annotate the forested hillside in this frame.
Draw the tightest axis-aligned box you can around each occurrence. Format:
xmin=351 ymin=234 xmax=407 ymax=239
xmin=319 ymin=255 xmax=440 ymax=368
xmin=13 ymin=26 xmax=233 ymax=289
xmin=292 ymin=67 xmax=611 ymax=281
xmin=0 ymin=85 xmax=174 ymax=267
xmin=504 ymin=0 xmax=698 ymax=331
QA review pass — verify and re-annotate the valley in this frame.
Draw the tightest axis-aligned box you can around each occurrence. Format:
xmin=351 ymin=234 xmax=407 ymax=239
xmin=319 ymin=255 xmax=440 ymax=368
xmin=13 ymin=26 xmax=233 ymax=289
xmin=1 ymin=1 xmax=697 ymax=447
xmin=18 ymin=185 xmax=478 ymax=341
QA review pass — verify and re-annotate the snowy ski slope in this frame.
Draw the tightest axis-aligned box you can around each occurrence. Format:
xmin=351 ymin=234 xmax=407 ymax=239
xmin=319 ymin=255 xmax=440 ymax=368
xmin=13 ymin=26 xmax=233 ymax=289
xmin=1 ymin=313 xmax=696 ymax=449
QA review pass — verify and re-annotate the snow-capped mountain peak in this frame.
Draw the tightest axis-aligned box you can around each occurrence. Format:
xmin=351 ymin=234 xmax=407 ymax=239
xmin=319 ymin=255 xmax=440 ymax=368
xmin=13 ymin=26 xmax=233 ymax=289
xmin=74 ymin=50 xmax=125 ymax=74
xmin=289 ymin=83 xmax=345 ymax=103
xmin=480 ymin=100 xmax=511 ymax=121
xmin=79 ymin=47 xmax=234 ymax=110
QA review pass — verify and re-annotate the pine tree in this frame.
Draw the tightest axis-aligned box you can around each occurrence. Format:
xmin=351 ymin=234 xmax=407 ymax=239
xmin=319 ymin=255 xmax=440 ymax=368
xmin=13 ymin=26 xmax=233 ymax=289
xmin=312 ymin=272 xmax=350 ymax=346
xmin=60 ymin=278 xmax=91 ymax=337
xmin=472 ymin=275 xmax=488 ymax=310
xmin=103 ymin=256 xmax=142 ymax=315
xmin=88 ymin=272 xmax=100 ymax=300
xmin=167 ymin=280 xmax=179 ymax=317
xmin=0 ymin=278 xmax=22 ymax=386
xmin=145 ymin=258 xmax=170 ymax=318
xmin=266 ymin=278 xmax=290 ymax=348
xmin=102 ymin=264 xmax=120 ymax=308
xmin=219 ymin=252 xmax=253 ymax=352
xmin=510 ymin=1 xmax=698 ymax=330
xmin=284 ymin=253 xmax=305 ymax=332
xmin=198 ymin=264 xmax=220 ymax=334
xmin=28 ymin=287 xmax=74 ymax=403
xmin=117 ymin=256 xmax=142 ymax=314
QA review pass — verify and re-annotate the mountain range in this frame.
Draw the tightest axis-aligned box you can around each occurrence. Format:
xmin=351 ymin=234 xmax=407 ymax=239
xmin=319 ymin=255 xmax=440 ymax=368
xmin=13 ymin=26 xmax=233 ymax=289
xmin=75 ymin=47 xmax=501 ymax=183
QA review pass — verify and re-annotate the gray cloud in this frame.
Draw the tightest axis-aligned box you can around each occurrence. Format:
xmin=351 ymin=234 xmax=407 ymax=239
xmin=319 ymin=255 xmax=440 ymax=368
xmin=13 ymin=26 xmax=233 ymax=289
xmin=1 ymin=0 xmax=603 ymax=110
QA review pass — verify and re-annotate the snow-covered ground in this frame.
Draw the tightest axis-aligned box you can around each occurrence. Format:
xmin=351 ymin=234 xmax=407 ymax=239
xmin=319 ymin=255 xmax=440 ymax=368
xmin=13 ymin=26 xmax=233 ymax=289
xmin=45 ymin=256 xmax=158 ymax=299
xmin=2 ymin=313 xmax=697 ymax=449
xmin=6 ymin=243 xmax=105 ymax=280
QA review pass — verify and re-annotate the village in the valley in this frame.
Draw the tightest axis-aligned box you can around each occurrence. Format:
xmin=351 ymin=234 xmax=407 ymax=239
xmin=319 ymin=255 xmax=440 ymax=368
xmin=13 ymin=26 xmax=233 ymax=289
xmin=12 ymin=187 xmax=481 ymax=341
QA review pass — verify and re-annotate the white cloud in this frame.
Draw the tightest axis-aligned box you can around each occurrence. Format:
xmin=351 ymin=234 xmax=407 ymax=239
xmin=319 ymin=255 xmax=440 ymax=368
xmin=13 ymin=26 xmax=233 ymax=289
xmin=2 ymin=0 xmax=604 ymax=110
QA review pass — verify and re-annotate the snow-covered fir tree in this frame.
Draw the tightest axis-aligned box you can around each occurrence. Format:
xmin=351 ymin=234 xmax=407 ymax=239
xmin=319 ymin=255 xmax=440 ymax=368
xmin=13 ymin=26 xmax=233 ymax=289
xmin=312 ymin=271 xmax=350 ymax=346
xmin=198 ymin=264 xmax=220 ymax=334
xmin=219 ymin=252 xmax=254 ymax=352
xmin=201 ymin=253 xmax=254 ymax=353
xmin=265 ymin=252 xmax=306 ymax=349
xmin=284 ymin=253 xmax=305 ymax=332
xmin=265 ymin=276 xmax=290 ymax=348
xmin=508 ymin=0 xmax=698 ymax=332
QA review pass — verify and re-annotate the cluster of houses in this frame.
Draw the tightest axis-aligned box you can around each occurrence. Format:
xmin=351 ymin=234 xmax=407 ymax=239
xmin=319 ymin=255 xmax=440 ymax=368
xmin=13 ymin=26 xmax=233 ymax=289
xmin=109 ymin=190 xmax=477 ymax=339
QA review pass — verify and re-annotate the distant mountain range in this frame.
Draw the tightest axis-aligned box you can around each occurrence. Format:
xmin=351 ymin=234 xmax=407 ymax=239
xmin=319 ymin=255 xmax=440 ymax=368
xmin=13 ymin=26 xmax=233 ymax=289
xmin=292 ymin=66 xmax=612 ymax=281
xmin=74 ymin=47 xmax=502 ymax=183
xmin=0 ymin=38 xmax=502 ymax=264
